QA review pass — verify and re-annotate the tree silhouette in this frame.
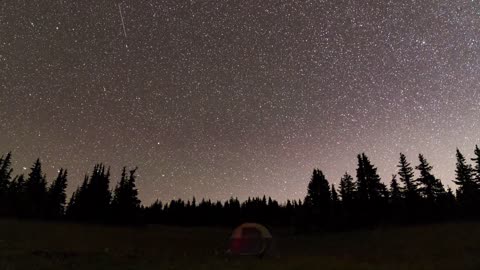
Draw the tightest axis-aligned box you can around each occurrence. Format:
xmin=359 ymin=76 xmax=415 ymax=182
xmin=453 ymin=149 xmax=477 ymax=214
xmin=66 ymin=175 xmax=89 ymax=220
xmin=471 ymin=145 xmax=480 ymax=185
xmin=304 ymin=169 xmax=331 ymax=228
xmin=8 ymin=174 xmax=25 ymax=216
xmin=339 ymin=172 xmax=355 ymax=205
xmin=355 ymin=153 xmax=388 ymax=224
xmin=0 ymin=152 xmax=13 ymax=194
xmin=0 ymin=152 xmax=13 ymax=215
xmin=5 ymin=147 xmax=480 ymax=228
xmin=361 ymin=153 xmax=387 ymax=202
xmin=111 ymin=167 xmax=141 ymax=223
xmin=397 ymin=153 xmax=418 ymax=202
xmin=305 ymin=169 xmax=331 ymax=210
xmin=415 ymin=154 xmax=445 ymax=202
xmin=47 ymin=169 xmax=68 ymax=218
xmin=24 ymin=159 xmax=48 ymax=218
xmin=356 ymin=154 xmax=368 ymax=203
xmin=389 ymin=175 xmax=402 ymax=204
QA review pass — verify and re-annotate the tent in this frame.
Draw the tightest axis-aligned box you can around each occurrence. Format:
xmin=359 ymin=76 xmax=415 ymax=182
xmin=227 ymin=223 xmax=273 ymax=257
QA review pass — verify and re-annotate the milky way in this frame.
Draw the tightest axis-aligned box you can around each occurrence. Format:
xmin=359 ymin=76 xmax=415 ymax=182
xmin=1 ymin=0 xmax=479 ymax=204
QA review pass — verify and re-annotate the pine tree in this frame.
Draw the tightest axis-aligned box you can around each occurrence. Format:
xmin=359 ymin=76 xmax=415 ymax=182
xmin=24 ymin=159 xmax=48 ymax=218
xmin=305 ymin=169 xmax=331 ymax=226
xmin=339 ymin=172 xmax=355 ymax=204
xmin=85 ymin=164 xmax=112 ymax=221
xmin=112 ymin=167 xmax=141 ymax=223
xmin=356 ymin=154 xmax=368 ymax=202
xmin=362 ymin=153 xmax=386 ymax=202
xmin=331 ymin=184 xmax=339 ymax=216
xmin=0 ymin=152 xmax=13 ymax=215
xmin=390 ymin=175 xmax=402 ymax=203
xmin=415 ymin=154 xmax=445 ymax=202
xmin=331 ymin=184 xmax=339 ymax=204
xmin=305 ymin=169 xmax=331 ymax=210
xmin=453 ymin=149 xmax=477 ymax=212
xmin=8 ymin=175 xmax=25 ymax=216
xmin=472 ymin=145 xmax=480 ymax=185
xmin=397 ymin=153 xmax=418 ymax=202
xmin=0 ymin=152 xmax=13 ymax=194
xmin=47 ymin=169 xmax=68 ymax=218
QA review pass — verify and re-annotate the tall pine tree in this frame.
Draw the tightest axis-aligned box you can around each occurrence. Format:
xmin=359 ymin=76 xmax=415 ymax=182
xmin=0 ymin=152 xmax=13 ymax=215
xmin=415 ymin=154 xmax=445 ymax=202
xmin=305 ymin=169 xmax=331 ymax=226
xmin=24 ymin=159 xmax=48 ymax=218
xmin=47 ymin=169 xmax=68 ymax=218
xmin=471 ymin=145 xmax=480 ymax=185
xmin=397 ymin=153 xmax=418 ymax=202
xmin=111 ymin=167 xmax=141 ymax=223
xmin=453 ymin=149 xmax=477 ymax=212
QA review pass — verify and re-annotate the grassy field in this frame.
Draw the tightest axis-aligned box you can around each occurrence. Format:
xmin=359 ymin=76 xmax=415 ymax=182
xmin=1 ymin=219 xmax=480 ymax=270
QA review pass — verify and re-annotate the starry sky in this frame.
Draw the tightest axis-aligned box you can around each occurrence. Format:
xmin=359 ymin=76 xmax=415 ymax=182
xmin=1 ymin=0 xmax=479 ymax=204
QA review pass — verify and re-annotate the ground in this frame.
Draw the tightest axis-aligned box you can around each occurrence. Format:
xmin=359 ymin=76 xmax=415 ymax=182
xmin=1 ymin=219 xmax=480 ymax=270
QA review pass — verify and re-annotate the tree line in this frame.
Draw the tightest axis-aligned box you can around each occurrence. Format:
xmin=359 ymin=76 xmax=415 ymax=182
xmin=1 ymin=146 xmax=480 ymax=230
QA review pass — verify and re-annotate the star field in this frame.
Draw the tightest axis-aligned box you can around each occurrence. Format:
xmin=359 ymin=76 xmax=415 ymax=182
xmin=1 ymin=0 xmax=479 ymax=204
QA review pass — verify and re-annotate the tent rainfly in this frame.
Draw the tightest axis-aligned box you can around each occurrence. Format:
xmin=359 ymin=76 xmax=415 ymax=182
xmin=227 ymin=223 xmax=273 ymax=257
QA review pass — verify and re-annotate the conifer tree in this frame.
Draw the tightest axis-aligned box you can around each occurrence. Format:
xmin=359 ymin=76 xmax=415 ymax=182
xmin=47 ymin=169 xmax=68 ymax=218
xmin=8 ymin=175 xmax=25 ymax=216
xmin=0 ymin=152 xmax=13 ymax=215
xmin=471 ymin=145 xmax=480 ymax=185
xmin=112 ymin=167 xmax=141 ymax=223
xmin=305 ymin=169 xmax=331 ymax=210
xmin=0 ymin=152 xmax=13 ymax=194
xmin=24 ymin=159 xmax=48 ymax=217
xmin=339 ymin=172 xmax=355 ymax=204
xmin=356 ymin=154 xmax=368 ymax=202
xmin=397 ymin=153 xmax=418 ymax=202
xmin=361 ymin=153 xmax=386 ymax=202
xmin=331 ymin=184 xmax=339 ymax=204
xmin=305 ymin=169 xmax=331 ymax=226
xmin=415 ymin=154 xmax=445 ymax=202
xmin=331 ymin=184 xmax=339 ymax=215
xmin=453 ymin=149 xmax=477 ymax=211
xmin=389 ymin=175 xmax=402 ymax=203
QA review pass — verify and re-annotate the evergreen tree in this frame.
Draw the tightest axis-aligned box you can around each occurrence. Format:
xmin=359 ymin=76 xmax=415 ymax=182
xmin=453 ymin=149 xmax=477 ymax=212
xmin=355 ymin=154 xmax=388 ymax=223
xmin=305 ymin=169 xmax=331 ymax=210
xmin=389 ymin=175 xmax=402 ymax=203
xmin=339 ymin=172 xmax=355 ymax=204
xmin=397 ymin=153 xmax=418 ymax=202
xmin=67 ymin=166 xmax=112 ymax=222
xmin=24 ymin=159 xmax=48 ymax=217
xmin=0 ymin=152 xmax=13 ymax=215
xmin=305 ymin=169 xmax=331 ymax=226
xmin=0 ymin=152 xmax=13 ymax=194
xmin=472 ymin=145 xmax=480 ymax=185
xmin=362 ymin=153 xmax=386 ymax=202
xmin=331 ymin=184 xmax=339 ymax=204
xmin=47 ymin=169 xmax=68 ymax=218
xmin=111 ymin=167 xmax=141 ymax=223
xmin=8 ymin=175 xmax=25 ymax=216
xmin=356 ymin=154 xmax=368 ymax=202
xmin=331 ymin=184 xmax=339 ymax=217
xmin=415 ymin=154 xmax=445 ymax=202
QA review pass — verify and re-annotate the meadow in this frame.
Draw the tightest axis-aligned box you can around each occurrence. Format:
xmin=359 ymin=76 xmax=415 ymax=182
xmin=1 ymin=219 xmax=480 ymax=270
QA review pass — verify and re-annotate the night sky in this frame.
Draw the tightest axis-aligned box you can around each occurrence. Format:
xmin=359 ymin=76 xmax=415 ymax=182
xmin=1 ymin=0 xmax=479 ymax=204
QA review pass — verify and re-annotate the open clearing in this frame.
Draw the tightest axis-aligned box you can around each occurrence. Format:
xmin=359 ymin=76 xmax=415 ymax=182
xmin=1 ymin=219 xmax=480 ymax=270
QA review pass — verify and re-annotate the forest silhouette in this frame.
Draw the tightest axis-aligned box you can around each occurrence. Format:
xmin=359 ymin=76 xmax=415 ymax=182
xmin=1 ymin=146 xmax=480 ymax=230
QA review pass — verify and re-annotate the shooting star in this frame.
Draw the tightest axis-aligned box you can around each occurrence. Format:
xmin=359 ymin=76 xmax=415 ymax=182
xmin=118 ymin=3 xmax=127 ymax=38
